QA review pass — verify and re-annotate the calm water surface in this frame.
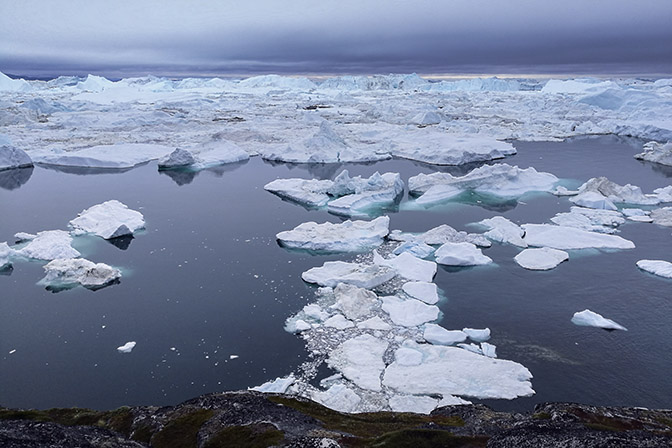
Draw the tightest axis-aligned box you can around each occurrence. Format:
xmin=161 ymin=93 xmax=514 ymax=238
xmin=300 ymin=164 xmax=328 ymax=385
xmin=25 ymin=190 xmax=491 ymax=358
xmin=1 ymin=135 xmax=671 ymax=411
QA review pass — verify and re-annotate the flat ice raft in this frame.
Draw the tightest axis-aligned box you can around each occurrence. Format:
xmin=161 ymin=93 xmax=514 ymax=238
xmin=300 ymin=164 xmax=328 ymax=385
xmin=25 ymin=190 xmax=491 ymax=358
xmin=277 ymin=216 xmax=389 ymax=252
xmin=571 ymin=310 xmax=627 ymax=331
xmin=69 ymin=200 xmax=145 ymax=239
xmin=31 ymin=143 xmax=174 ymax=169
xmin=636 ymin=260 xmax=672 ymax=279
xmin=521 ymin=224 xmax=635 ymax=250
xmin=40 ymin=258 xmax=121 ymax=291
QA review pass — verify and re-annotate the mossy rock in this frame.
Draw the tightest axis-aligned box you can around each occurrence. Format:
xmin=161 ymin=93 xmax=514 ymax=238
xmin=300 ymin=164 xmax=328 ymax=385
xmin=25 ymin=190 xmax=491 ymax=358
xmin=370 ymin=429 xmax=488 ymax=447
xmin=151 ymin=409 xmax=215 ymax=448
xmin=203 ymin=423 xmax=284 ymax=448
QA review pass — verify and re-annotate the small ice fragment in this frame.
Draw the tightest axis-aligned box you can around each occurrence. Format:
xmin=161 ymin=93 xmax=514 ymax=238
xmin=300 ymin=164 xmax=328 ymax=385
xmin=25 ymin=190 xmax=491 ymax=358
xmin=423 ymin=324 xmax=467 ymax=346
xmin=250 ymin=375 xmax=295 ymax=393
xmin=637 ymin=259 xmax=672 ymax=279
xmin=462 ymin=327 xmax=491 ymax=342
xmin=229 ymin=354 xmax=239 ymax=360
xmin=481 ymin=342 xmax=497 ymax=358
xmin=324 ymin=314 xmax=355 ymax=329
xmin=402 ymin=281 xmax=440 ymax=304
xmin=514 ymin=247 xmax=569 ymax=271
xmin=9 ymin=349 xmax=16 ymax=354
xmin=435 ymin=242 xmax=492 ymax=266
xmin=571 ymin=310 xmax=627 ymax=331
xmin=373 ymin=251 xmax=437 ymax=282
xmin=117 ymin=342 xmax=136 ymax=353
xmin=381 ymin=296 xmax=440 ymax=327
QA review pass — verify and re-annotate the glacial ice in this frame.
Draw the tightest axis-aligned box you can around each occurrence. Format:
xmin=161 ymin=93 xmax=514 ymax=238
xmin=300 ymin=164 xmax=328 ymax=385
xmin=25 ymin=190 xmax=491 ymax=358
xmin=357 ymin=316 xmax=392 ymax=331
xmin=0 ymin=145 xmax=33 ymax=170
xmin=571 ymin=310 xmax=627 ymax=331
xmin=373 ymin=251 xmax=437 ymax=282
xmin=423 ymin=324 xmax=467 ymax=346
xmin=117 ymin=342 xmax=137 ymax=353
xmin=434 ymin=242 xmax=493 ymax=266
xmin=635 ymin=141 xmax=672 ymax=167
xmin=392 ymin=241 xmax=436 ymax=259
xmin=410 ymin=111 xmax=442 ymax=126
xmin=40 ymin=258 xmax=121 ymax=290
xmin=277 ymin=216 xmax=389 ymax=252
xmin=636 ymin=260 xmax=672 ymax=279
xmin=382 ymin=341 xmax=534 ymax=400
xmin=327 ymin=334 xmax=388 ymax=391
xmin=570 ymin=191 xmax=617 ymax=210
xmin=69 ymin=200 xmax=145 ymax=239
xmin=521 ymin=224 xmax=635 ymax=250
xmin=301 ymin=261 xmax=396 ymax=288
xmin=158 ymin=142 xmax=249 ymax=170
xmin=402 ymin=281 xmax=440 ymax=305
xmin=0 ymin=72 xmax=33 ymax=92
xmin=389 ymin=224 xmax=491 ymax=248
xmin=623 ymin=209 xmax=653 ymax=223
xmin=30 ymin=143 xmax=174 ymax=169
xmin=574 ymin=177 xmax=659 ymax=206
xmin=15 ymin=230 xmax=81 ymax=260
xmin=477 ymin=216 xmax=527 ymax=247
xmin=481 ymin=342 xmax=497 ymax=358
xmin=264 ymin=178 xmax=333 ymax=207
xmin=514 ymin=248 xmax=569 ymax=271
xmin=324 ymin=314 xmax=355 ymax=329
xmin=0 ymin=242 xmax=13 ymax=269
xmin=381 ymin=296 xmax=440 ymax=327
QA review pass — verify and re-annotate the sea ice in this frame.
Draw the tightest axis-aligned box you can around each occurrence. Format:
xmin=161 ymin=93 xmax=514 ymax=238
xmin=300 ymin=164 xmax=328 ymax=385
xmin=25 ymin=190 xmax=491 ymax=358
xmin=570 ymin=191 xmax=617 ymax=210
xmin=434 ymin=242 xmax=493 ymax=266
xmin=462 ymin=328 xmax=491 ymax=342
xmin=326 ymin=172 xmax=404 ymax=216
xmin=389 ymin=224 xmax=491 ymax=248
xmin=514 ymin=248 xmax=569 ymax=271
xmin=551 ymin=207 xmax=625 ymax=233
xmin=410 ymin=111 xmax=442 ymax=126
xmin=373 ymin=251 xmax=437 ymax=282
xmin=392 ymin=241 xmax=436 ymax=259
xmin=357 ymin=316 xmax=392 ymax=331
xmin=331 ymin=283 xmax=380 ymax=321
xmin=481 ymin=342 xmax=497 ymax=358
xmin=324 ymin=314 xmax=355 ymax=329
xmin=276 ymin=216 xmax=389 ymax=252
xmin=650 ymin=207 xmax=672 ymax=227
xmin=636 ymin=260 xmax=672 ymax=279
xmin=311 ymin=384 xmax=361 ymax=413
xmin=388 ymin=395 xmax=439 ymax=414
xmin=158 ymin=147 xmax=196 ymax=168
xmin=477 ymin=216 xmax=527 ymax=247
xmin=574 ymin=177 xmax=659 ymax=206
xmin=402 ymin=281 xmax=440 ymax=305
xmin=15 ymin=230 xmax=80 ymax=260
xmin=521 ymin=224 xmax=635 ymax=250
xmin=40 ymin=258 xmax=121 ymax=290
xmin=30 ymin=143 xmax=174 ymax=169
xmin=423 ymin=324 xmax=467 ymax=346
xmin=264 ymin=178 xmax=333 ymax=207
xmin=327 ymin=334 xmax=388 ymax=391
xmin=383 ymin=341 xmax=534 ymax=400
xmin=117 ymin=342 xmax=136 ymax=353
xmin=250 ymin=375 xmax=295 ymax=394
xmin=571 ymin=310 xmax=627 ymax=331
xmin=0 ymin=242 xmax=13 ymax=269
xmin=0 ymin=145 xmax=33 ymax=170
xmin=69 ymin=200 xmax=145 ymax=239
xmin=159 ymin=142 xmax=249 ymax=170
xmin=301 ymin=261 xmax=396 ymax=288
xmin=635 ymin=141 xmax=672 ymax=167
xmin=381 ymin=296 xmax=440 ymax=327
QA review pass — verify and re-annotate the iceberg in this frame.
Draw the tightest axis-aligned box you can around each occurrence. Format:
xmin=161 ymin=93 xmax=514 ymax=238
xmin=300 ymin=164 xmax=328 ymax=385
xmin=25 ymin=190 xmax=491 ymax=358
xmin=382 ymin=341 xmax=534 ymax=400
xmin=514 ymin=248 xmax=569 ymax=270
xmin=570 ymin=191 xmax=617 ymax=210
xmin=622 ymin=208 xmax=653 ymax=223
xmin=402 ymin=281 xmax=440 ymax=305
xmin=435 ymin=242 xmax=493 ymax=266
xmin=541 ymin=79 xmax=617 ymax=94
xmin=521 ymin=224 xmax=635 ymax=250
xmin=0 ymin=242 xmax=13 ymax=269
xmin=238 ymin=74 xmax=316 ymax=91
xmin=551 ymin=207 xmax=625 ymax=233
xmin=410 ymin=111 xmax=442 ymax=126
xmin=636 ymin=260 xmax=672 ymax=279
xmin=389 ymin=224 xmax=491 ymax=248
xmin=651 ymin=207 xmax=672 ymax=227
xmin=69 ymin=200 xmax=145 ymax=239
xmin=0 ymin=145 xmax=33 ymax=170
xmin=0 ymin=72 xmax=32 ymax=92
xmin=381 ymin=296 xmax=440 ymax=327
xmin=117 ymin=341 xmax=136 ymax=353
xmin=571 ymin=310 xmax=627 ymax=331
xmin=276 ymin=216 xmax=390 ymax=252
xmin=423 ymin=324 xmax=467 ymax=346
xmin=574 ymin=177 xmax=659 ymax=206
xmin=264 ymin=178 xmax=333 ymax=207
xmin=373 ymin=251 xmax=437 ymax=282
xmin=15 ymin=230 xmax=80 ymax=260
xmin=301 ymin=261 xmax=396 ymax=288
xmin=635 ymin=141 xmax=672 ymax=167
xmin=158 ymin=141 xmax=249 ymax=170
xmin=327 ymin=334 xmax=388 ymax=391
xmin=30 ymin=143 xmax=174 ymax=169
xmin=477 ymin=216 xmax=527 ymax=247
xmin=40 ymin=258 xmax=121 ymax=291
xmin=481 ymin=342 xmax=497 ymax=358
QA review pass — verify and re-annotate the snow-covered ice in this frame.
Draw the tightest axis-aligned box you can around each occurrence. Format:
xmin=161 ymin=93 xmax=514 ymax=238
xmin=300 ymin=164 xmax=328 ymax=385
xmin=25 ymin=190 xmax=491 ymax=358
xmin=14 ymin=230 xmax=80 ymax=260
xmin=277 ymin=216 xmax=389 ymax=252
xmin=573 ymin=177 xmax=659 ymax=206
xmin=117 ymin=342 xmax=137 ymax=353
xmin=514 ymin=248 xmax=569 ymax=270
xmin=389 ymin=224 xmax=491 ymax=248
xmin=381 ymin=296 xmax=440 ymax=327
xmin=477 ymin=216 xmax=527 ymax=247
xmin=40 ymin=258 xmax=121 ymax=290
xmin=0 ymin=145 xmax=33 ymax=170
xmin=31 ymin=143 xmax=174 ymax=169
xmin=158 ymin=142 xmax=249 ymax=170
xmin=402 ymin=281 xmax=440 ymax=305
xmin=435 ymin=242 xmax=493 ymax=266
xmin=311 ymin=384 xmax=362 ymax=413
xmin=636 ymin=260 xmax=672 ymax=279
xmin=462 ymin=328 xmax=491 ymax=342
xmin=250 ymin=375 xmax=295 ymax=394
xmin=551 ymin=207 xmax=625 ymax=233
xmin=69 ymin=200 xmax=145 ymax=239
xmin=521 ymin=224 xmax=635 ymax=250
xmin=301 ymin=261 xmax=396 ymax=288
xmin=423 ymin=324 xmax=467 ymax=346
xmin=571 ymin=310 xmax=627 ymax=331
xmin=264 ymin=178 xmax=333 ymax=207
xmin=373 ymin=251 xmax=437 ymax=282
xmin=635 ymin=141 xmax=672 ymax=167
xmin=327 ymin=334 xmax=388 ymax=391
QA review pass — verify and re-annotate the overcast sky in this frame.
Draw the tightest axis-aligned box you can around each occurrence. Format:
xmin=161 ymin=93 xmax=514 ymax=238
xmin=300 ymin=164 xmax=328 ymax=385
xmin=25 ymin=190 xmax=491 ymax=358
xmin=2 ymin=0 xmax=671 ymax=77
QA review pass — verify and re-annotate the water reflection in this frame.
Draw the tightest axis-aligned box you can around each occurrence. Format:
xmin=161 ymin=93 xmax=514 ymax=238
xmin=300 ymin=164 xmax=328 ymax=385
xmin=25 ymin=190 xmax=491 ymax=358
xmin=0 ymin=166 xmax=33 ymax=190
xmin=159 ymin=159 xmax=249 ymax=186
xmin=107 ymin=235 xmax=134 ymax=250
xmin=36 ymin=164 xmax=135 ymax=175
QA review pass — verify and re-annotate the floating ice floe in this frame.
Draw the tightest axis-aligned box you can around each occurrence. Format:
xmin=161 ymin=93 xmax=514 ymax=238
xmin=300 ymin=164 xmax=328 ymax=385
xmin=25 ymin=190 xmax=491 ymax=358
xmin=0 ymin=242 xmax=13 ymax=269
xmin=514 ymin=248 xmax=569 ymax=271
xmin=0 ymin=145 xmax=33 ymax=170
xmin=550 ymin=207 xmax=625 ymax=234
xmin=158 ymin=141 xmax=249 ymax=170
xmin=435 ymin=242 xmax=493 ymax=266
xmin=276 ymin=216 xmax=389 ymax=252
xmin=423 ymin=324 xmax=467 ymax=346
xmin=463 ymin=328 xmax=491 ymax=342
xmin=622 ymin=208 xmax=653 ymax=223
xmin=571 ymin=310 xmax=627 ymax=331
xmin=635 ymin=141 xmax=672 ymax=167
xmin=117 ymin=341 xmax=137 ymax=353
xmin=392 ymin=241 xmax=436 ymax=258
xmin=389 ymin=395 xmax=440 ymax=414
xmin=650 ymin=207 xmax=672 ymax=227
xmin=408 ymin=164 xmax=558 ymax=205
xmin=572 ymin=177 xmax=660 ymax=207
xmin=570 ymin=191 xmax=617 ymax=210
xmin=250 ymin=375 xmax=295 ymax=394
xmin=331 ymin=283 xmax=379 ymax=321
xmin=382 ymin=340 xmax=533 ymax=400
xmin=264 ymin=178 xmax=333 ymax=207
xmin=14 ymin=230 xmax=80 ymax=260
xmin=636 ymin=260 xmax=672 ymax=279
xmin=521 ymin=224 xmax=635 ymax=250
xmin=30 ymin=143 xmax=174 ymax=169
xmin=69 ymin=200 xmax=145 ymax=239
xmin=301 ymin=261 xmax=396 ymax=288
xmin=389 ymin=224 xmax=491 ymax=248
xmin=40 ymin=258 xmax=121 ymax=291
xmin=476 ymin=216 xmax=527 ymax=247
xmin=402 ymin=281 xmax=440 ymax=305
xmin=373 ymin=251 xmax=437 ymax=282
xmin=381 ymin=296 xmax=440 ymax=327
xmin=327 ymin=334 xmax=388 ymax=391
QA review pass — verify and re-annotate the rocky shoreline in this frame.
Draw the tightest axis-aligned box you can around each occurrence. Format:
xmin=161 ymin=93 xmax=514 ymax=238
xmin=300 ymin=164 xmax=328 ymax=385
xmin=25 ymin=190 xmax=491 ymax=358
xmin=1 ymin=392 xmax=671 ymax=447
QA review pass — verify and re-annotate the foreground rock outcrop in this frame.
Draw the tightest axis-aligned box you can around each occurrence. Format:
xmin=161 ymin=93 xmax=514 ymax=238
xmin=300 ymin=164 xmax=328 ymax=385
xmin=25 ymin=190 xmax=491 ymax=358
xmin=1 ymin=392 xmax=671 ymax=447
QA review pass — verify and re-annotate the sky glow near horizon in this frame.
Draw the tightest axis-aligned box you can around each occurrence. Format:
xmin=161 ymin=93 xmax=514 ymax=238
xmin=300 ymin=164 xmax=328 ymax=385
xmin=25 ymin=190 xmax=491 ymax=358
xmin=1 ymin=0 xmax=671 ymax=77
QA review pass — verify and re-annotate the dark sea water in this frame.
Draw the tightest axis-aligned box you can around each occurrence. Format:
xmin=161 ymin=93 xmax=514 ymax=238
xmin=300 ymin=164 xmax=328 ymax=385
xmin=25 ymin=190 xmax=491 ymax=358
xmin=1 ymin=135 xmax=671 ymax=411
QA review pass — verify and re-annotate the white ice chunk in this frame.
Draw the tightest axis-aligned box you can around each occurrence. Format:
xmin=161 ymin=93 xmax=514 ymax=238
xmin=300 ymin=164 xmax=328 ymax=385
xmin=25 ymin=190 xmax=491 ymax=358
xmin=423 ymin=324 xmax=467 ymax=346
xmin=311 ymin=384 xmax=361 ymax=413
xmin=636 ymin=260 xmax=672 ymax=279
xmin=31 ymin=143 xmax=174 ymax=169
xmin=381 ymin=296 xmax=440 ymax=327
xmin=388 ymin=395 xmax=439 ymax=414
xmin=302 ymin=261 xmax=396 ymax=288
xmin=0 ymin=72 xmax=32 ymax=92
xmin=327 ymin=334 xmax=388 ymax=391
xmin=13 ymin=232 xmax=36 ymax=242
xmin=264 ymin=178 xmax=332 ymax=207
xmin=277 ymin=216 xmax=389 ymax=252
xmin=69 ymin=200 xmax=145 ymax=239
xmin=392 ymin=241 xmax=436 ymax=259
xmin=438 ymin=395 xmax=472 ymax=407
xmin=552 ymin=186 xmax=579 ymax=196
xmin=458 ymin=343 xmax=483 ymax=355
xmin=324 ymin=314 xmax=355 ymax=329
xmin=332 ymin=283 xmax=379 ymax=321
xmin=0 ymin=242 xmax=14 ymax=269
xmin=576 ymin=177 xmax=659 ymax=206
xmin=652 ymin=185 xmax=672 ymax=203
xmin=551 ymin=207 xmax=624 ymax=233
xmin=522 ymin=224 xmax=635 ymax=250
xmin=303 ymin=304 xmax=330 ymax=322
xmin=570 ymin=191 xmax=617 ymax=210
xmin=571 ymin=310 xmax=627 ymax=331
xmin=514 ymin=248 xmax=569 ymax=270
xmin=117 ymin=342 xmax=136 ymax=353
xmin=15 ymin=230 xmax=80 ymax=260
xmin=477 ymin=216 xmax=527 ymax=247
xmin=390 ymin=224 xmax=491 ymax=248
xmin=383 ymin=341 xmax=534 ymax=400
xmin=650 ymin=207 xmax=672 ymax=227
xmin=481 ymin=342 xmax=497 ymax=358
xmin=285 ymin=319 xmax=312 ymax=333
xmin=410 ymin=111 xmax=442 ymax=126
xmin=327 ymin=172 xmax=404 ymax=216
xmin=402 ymin=281 xmax=439 ymax=305
xmin=435 ymin=242 xmax=493 ymax=266
xmin=0 ymin=145 xmax=33 ymax=170
xmin=635 ymin=141 xmax=672 ymax=167
xmin=622 ymin=208 xmax=649 ymax=217
xmin=40 ymin=258 xmax=121 ymax=290
xmin=357 ymin=316 xmax=392 ymax=331
xmin=158 ymin=147 xmax=195 ymax=168
xmin=373 ymin=251 xmax=437 ymax=282
xmin=250 ymin=375 xmax=295 ymax=393
xmin=462 ymin=328 xmax=491 ymax=342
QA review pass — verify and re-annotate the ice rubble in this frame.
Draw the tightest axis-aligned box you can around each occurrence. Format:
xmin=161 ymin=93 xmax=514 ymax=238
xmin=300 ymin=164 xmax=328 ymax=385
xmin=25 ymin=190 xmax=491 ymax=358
xmin=250 ymin=375 xmax=296 ymax=394
xmin=571 ymin=310 xmax=627 ymax=331
xmin=476 ymin=216 xmax=527 ymax=247
xmin=435 ymin=242 xmax=493 ymax=266
xmin=0 ymin=145 xmax=33 ymax=170
xmin=636 ymin=260 xmax=672 ymax=279
xmin=14 ymin=230 xmax=81 ymax=260
xmin=521 ymin=224 xmax=635 ymax=250
xmin=389 ymin=224 xmax=491 ymax=248
xmin=70 ymin=200 xmax=145 ymax=239
xmin=327 ymin=334 xmax=388 ymax=391
xmin=40 ymin=258 xmax=121 ymax=290
xmin=650 ymin=207 xmax=672 ymax=227
xmin=514 ymin=248 xmax=569 ymax=271
xmin=408 ymin=164 xmax=558 ymax=205
xmin=30 ymin=143 xmax=174 ymax=169
xmin=276 ymin=216 xmax=389 ymax=252
xmin=635 ymin=141 xmax=672 ymax=167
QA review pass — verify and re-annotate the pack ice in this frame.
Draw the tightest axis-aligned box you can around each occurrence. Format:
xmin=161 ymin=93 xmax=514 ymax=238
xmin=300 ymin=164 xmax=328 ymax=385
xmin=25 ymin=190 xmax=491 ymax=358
xmin=70 ymin=200 xmax=145 ymax=239
xmin=276 ymin=216 xmax=389 ymax=252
